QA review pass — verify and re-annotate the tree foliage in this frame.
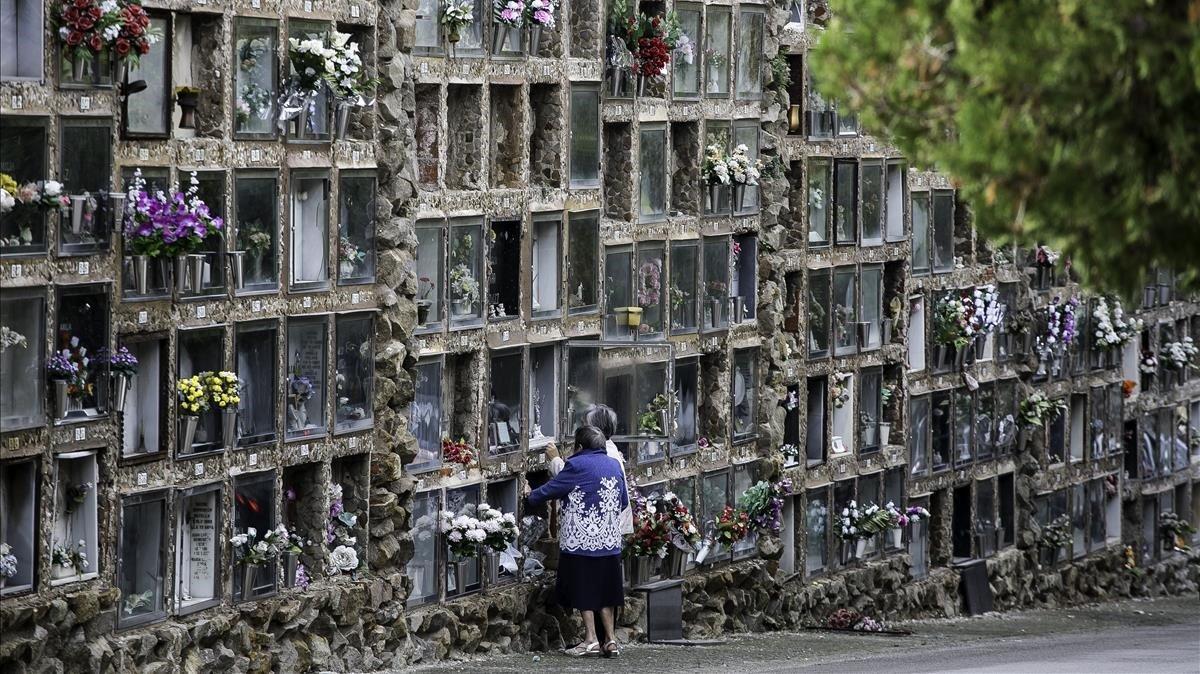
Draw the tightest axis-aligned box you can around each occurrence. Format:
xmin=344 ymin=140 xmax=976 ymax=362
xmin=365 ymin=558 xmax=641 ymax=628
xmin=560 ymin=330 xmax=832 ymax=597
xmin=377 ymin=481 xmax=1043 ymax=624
xmin=813 ymin=0 xmax=1200 ymax=296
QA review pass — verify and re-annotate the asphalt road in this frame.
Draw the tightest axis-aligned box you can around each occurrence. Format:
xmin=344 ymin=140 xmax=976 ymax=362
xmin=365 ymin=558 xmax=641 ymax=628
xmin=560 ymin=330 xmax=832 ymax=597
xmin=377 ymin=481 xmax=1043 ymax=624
xmin=410 ymin=596 xmax=1200 ymax=673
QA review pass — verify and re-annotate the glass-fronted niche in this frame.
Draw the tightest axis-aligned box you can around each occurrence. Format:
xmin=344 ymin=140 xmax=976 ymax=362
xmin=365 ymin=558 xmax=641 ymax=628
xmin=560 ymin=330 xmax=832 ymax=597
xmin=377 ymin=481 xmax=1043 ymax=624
xmin=565 ymin=341 xmax=675 ymax=464
xmin=335 ymin=313 xmax=375 ymax=434
xmin=53 ymin=284 xmax=111 ymax=422
xmin=286 ymin=316 xmax=328 ymax=441
xmin=120 ymin=333 xmax=167 ymax=459
xmin=1 ymin=288 xmax=45 ymax=431
xmin=177 ymin=327 xmax=224 ymax=456
xmin=289 ymin=172 xmax=331 ymax=291
xmin=0 ymin=115 xmax=50 ymax=255
xmin=59 ymin=117 xmax=116 ymax=255
xmin=0 ymin=458 xmax=38 ymax=595
xmin=51 ymin=451 xmax=100 ymax=585
xmin=117 ymin=489 xmax=168 ymax=628
xmin=415 ymin=219 xmax=485 ymax=331
xmin=234 ymin=172 xmax=280 ymax=293
xmin=175 ymin=482 xmax=223 ymax=615
xmin=338 ymin=173 xmax=377 ymax=285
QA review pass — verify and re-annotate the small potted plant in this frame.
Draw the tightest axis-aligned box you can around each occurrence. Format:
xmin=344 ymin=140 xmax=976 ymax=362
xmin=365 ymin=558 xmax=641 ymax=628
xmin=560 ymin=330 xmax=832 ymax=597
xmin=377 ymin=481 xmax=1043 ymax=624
xmin=287 ymin=372 xmax=314 ymax=432
xmin=175 ymin=86 xmax=200 ymax=129
xmin=416 ymin=277 xmax=435 ymax=326
xmin=878 ymin=384 xmax=896 ymax=445
xmin=442 ymin=0 xmax=474 ymax=55
xmin=205 ymin=371 xmax=241 ymax=449
xmin=441 ymin=437 xmax=476 ymax=476
xmin=726 ymin=144 xmax=761 ymax=211
xmin=107 ymin=346 xmax=139 ymax=414
xmin=47 ymin=351 xmax=81 ymax=419
xmin=701 ymin=143 xmax=730 ymax=211
xmin=177 ymin=374 xmax=210 ymax=449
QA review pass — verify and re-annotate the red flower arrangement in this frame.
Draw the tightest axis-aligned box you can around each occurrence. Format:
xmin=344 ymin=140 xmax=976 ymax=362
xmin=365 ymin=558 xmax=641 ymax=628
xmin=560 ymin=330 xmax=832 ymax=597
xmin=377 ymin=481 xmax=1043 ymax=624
xmin=441 ymin=437 xmax=476 ymax=467
xmin=55 ymin=0 xmax=157 ymax=64
xmin=714 ymin=505 xmax=750 ymax=546
xmin=115 ymin=1 xmax=153 ymax=59
xmin=625 ymin=495 xmax=671 ymax=558
xmin=616 ymin=11 xmax=681 ymax=79
xmin=55 ymin=0 xmax=122 ymax=60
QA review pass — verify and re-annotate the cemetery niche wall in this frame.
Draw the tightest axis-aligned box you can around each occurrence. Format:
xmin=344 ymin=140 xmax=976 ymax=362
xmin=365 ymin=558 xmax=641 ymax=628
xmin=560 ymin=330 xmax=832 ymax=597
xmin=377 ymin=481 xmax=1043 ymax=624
xmin=1 ymin=0 xmax=1199 ymax=671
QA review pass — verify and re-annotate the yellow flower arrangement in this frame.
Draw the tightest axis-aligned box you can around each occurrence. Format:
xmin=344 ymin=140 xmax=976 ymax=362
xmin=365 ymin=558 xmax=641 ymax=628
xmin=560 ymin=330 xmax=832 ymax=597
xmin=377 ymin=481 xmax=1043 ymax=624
xmin=0 ymin=172 xmax=17 ymax=196
xmin=206 ymin=370 xmax=242 ymax=409
xmin=177 ymin=375 xmax=211 ymax=416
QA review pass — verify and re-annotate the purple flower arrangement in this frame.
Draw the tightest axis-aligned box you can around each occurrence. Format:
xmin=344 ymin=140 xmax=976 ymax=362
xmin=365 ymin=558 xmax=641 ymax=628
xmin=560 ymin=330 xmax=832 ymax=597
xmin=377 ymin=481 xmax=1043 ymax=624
xmin=526 ymin=0 xmax=555 ymax=27
xmin=288 ymin=374 xmax=314 ymax=402
xmin=1042 ymin=296 xmax=1079 ymax=348
xmin=123 ymin=169 xmax=224 ymax=258
xmin=493 ymin=0 xmax=525 ymax=26
xmin=46 ymin=352 xmax=79 ymax=380
xmin=738 ymin=477 xmax=793 ymax=535
xmin=105 ymin=345 xmax=139 ymax=376
xmin=637 ymin=258 xmax=662 ymax=307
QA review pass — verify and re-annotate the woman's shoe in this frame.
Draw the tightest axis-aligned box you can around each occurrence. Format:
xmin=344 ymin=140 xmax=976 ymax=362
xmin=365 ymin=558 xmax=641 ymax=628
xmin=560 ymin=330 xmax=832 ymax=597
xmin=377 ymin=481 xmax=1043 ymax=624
xmin=603 ymin=640 xmax=620 ymax=658
xmin=564 ymin=642 xmax=600 ymax=657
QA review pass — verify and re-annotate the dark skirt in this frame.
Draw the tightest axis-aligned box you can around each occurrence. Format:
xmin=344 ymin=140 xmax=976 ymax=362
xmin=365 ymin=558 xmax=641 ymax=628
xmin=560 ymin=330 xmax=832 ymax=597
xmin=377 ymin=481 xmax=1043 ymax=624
xmin=555 ymin=551 xmax=624 ymax=612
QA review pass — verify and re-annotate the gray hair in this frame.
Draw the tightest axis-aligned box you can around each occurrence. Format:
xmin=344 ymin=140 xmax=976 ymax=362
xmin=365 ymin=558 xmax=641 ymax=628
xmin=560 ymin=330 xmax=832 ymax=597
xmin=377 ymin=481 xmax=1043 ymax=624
xmin=583 ymin=404 xmax=618 ymax=439
xmin=574 ymin=425 xmax=607 ymax=451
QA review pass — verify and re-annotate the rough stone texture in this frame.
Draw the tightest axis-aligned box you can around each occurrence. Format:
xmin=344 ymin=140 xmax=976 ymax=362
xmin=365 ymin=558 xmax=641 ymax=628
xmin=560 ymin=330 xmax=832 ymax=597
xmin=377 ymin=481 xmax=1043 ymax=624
xmin=490 ymin=85 xmax=526 ymax=189
xmin=568 ymin=0 xmax=601 ymax=59
xmin=670 ymin=121 xmax=701 ymax=216
xmin=603 ymin=123 xmax=634 ymax=221
xmin=529 ymin=84 xmax=563 ymax=189
xmin=446 ymin=84 xmax=484 ymax=190
xmin=415 ymin=84 xmax=440 ymax=188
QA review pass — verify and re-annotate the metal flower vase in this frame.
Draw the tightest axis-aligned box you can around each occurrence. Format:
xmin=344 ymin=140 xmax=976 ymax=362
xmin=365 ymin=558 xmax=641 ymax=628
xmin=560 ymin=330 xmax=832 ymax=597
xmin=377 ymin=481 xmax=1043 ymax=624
xmin=71 ymin=52 xmax=88 ymax=81
xmin=112 ymin=372 xmax=131 ymax=414
xmin=663 ymin=547 xmax=686 ymax=578
xmin=334 ymin=103 xmax=352 ymax=140
xmin=626 ymin=555 xmax=651 ymax=587
xmin=174 ymin=256 xmax=190 ymax=294
xmin=54 ymin=380 xmax=71 ymax=419
xmin=188 ymin=254 xmax=207 ymax=293
xmin=242 ymin=563 xmax=259 ymax=601
xmin=636 ymin=73 xmax=647 ymax=97
xmin=484 ymin=551 xmax=499 ymax=585
xmin=491 ymin=23 xmax=509 ymax=55
xmin=732 ymin=183 xmax=746 ymax=211
xmin=609 ymin=68 xmax=625 ymax=96
xmin=708 ymin=298 xmax=724 ymax=328
xmin=528 ymin=25 xmax=541 ymax=55
xmin=227 ymin=250 xmax=246 ymax=290
xmin=706 ymin=182 xmax=720 ymax=211
xmin=729 ymin=296 xmax=744 ymax=324
xmin=180 ymin=414 xmax=199 ymax=451
xmin=283 ymin=552 xmax=299 ymax=588
xmin=70 ymin=195 xmax=89 ymax=234
xmin=131 ymin=254 xmax=151 ymax=295
xmin=221 ymin=408 xmax=238 ymax=449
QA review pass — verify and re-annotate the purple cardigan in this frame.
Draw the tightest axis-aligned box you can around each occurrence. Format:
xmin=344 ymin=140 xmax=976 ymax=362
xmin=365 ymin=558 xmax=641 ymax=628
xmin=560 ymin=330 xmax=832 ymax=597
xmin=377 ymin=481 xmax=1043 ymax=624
xmin=528 ymin=445 xmax=629 ymax=557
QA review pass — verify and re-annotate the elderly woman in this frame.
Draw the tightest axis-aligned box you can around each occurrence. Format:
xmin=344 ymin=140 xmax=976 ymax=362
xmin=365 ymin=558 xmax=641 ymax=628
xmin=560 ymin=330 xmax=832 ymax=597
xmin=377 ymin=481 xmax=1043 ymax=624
xmin=527 ymin=425 xmax=628 ymax=657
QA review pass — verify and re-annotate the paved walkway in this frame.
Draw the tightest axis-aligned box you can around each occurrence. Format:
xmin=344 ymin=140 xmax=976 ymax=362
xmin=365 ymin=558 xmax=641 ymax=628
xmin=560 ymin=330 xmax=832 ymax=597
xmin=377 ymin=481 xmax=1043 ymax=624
xmin=408 ymin=596 xmax=1200 ymax=673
